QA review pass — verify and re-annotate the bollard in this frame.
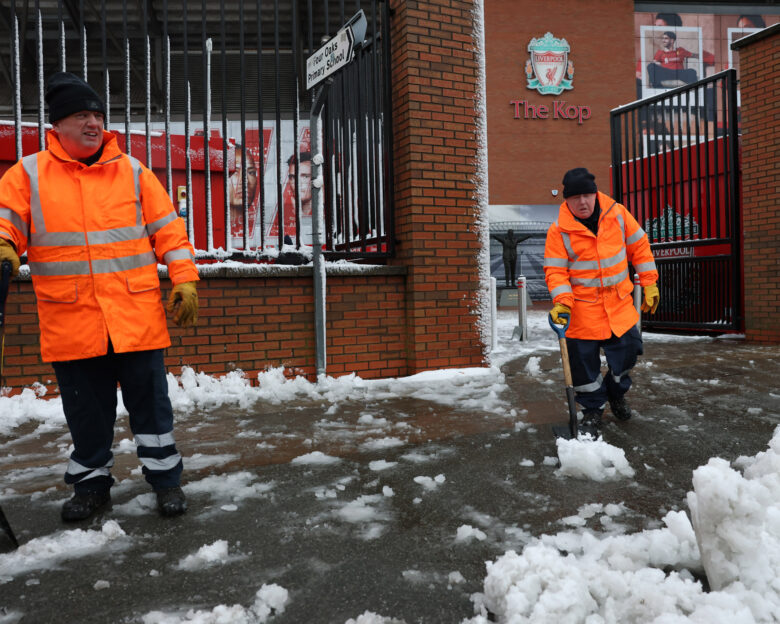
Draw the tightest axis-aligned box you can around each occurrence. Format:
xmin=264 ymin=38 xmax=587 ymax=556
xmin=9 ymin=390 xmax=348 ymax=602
xmin=490 ymin=277 xmax=497 ymax=351
xmin=515 ymin=275 xmax=528 ymax=341
xmin=633 ymin=273 xmax=642 ymax=334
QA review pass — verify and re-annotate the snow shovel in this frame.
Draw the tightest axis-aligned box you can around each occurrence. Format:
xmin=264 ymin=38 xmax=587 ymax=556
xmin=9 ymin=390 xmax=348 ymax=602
xmin=548 ymin=312 xmax=579 ymax=440
xmin=0 ymin=259 xmax=19 ymax=551
xmin=0 ymin=259 xmax=11 ymax=391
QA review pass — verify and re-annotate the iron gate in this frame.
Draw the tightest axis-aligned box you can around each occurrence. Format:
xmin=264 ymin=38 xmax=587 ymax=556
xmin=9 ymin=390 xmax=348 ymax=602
xmin=0 ymin=0 xmax=394 ymax=262
xmin=610 ymin=69 xmax=742 ymax=332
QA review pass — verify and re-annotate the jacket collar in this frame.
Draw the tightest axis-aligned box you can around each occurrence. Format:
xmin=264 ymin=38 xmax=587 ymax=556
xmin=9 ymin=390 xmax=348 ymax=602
xmin=45 ymin=129 xmax=123 ymax=165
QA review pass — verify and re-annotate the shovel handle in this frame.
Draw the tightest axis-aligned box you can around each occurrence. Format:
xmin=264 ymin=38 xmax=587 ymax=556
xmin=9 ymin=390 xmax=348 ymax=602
xmin=549 ymin=312 xmax=578 ymax=437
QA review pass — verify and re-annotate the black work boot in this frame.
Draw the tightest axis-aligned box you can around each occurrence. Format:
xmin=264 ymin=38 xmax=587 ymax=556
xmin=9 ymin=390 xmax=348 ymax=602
xmin=155 ymin=486 xmax=187 ymax=517
xmin=609 ymin=394 xmax=632 ymax=421
xmin=61 ymin=490 xmax=111 ymax=522
xmin=579 ymin=410 xmax=603 ymax=439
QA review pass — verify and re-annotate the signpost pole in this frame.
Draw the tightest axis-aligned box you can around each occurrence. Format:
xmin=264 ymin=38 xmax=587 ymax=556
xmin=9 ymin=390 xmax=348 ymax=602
xmin=306 ymin=10 xmax=367 ymax=377
xmin=311 ymin=84 xmax=328 ymax=377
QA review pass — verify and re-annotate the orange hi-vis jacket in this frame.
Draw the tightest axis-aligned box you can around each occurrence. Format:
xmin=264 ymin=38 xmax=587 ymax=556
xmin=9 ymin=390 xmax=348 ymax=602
xmin=544 ymin=192 xmax=658 ymax=340
xmin=0 ymin=130 xmax=199 ymax=362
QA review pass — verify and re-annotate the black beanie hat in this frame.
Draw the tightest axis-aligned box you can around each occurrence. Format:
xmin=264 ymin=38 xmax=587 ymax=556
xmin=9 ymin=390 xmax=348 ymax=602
xmin=45 ymin=72 xmax=106 ymax=123
xmin=562 ymin=167 xmax=597 ymax=198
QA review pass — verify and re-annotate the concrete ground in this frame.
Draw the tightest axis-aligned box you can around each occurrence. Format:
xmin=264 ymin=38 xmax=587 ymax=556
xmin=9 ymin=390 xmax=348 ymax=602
xmin=1 ymin=310 xmax=778 ymax=623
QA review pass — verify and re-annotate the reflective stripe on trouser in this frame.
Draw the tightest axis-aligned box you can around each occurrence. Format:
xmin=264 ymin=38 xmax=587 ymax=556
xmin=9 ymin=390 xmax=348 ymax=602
xmin=53 ymin=345 xmax=183 ymax=493
xmin=565 ymin=326 xmax=644 ymax=413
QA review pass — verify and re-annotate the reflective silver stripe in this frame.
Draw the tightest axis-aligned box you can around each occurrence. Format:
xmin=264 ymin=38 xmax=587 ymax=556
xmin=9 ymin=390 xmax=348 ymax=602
xmin=66 ymin=457 xmax=114 ymax=480
xmin=29 ymin=226 xmax=148 ymax=247
xmin=164 ymin=248 xmax=194 ymax=264
xmin=543 ymin=257 xmax=568 ymax=268
xmin=575 ymin=373 xmax=603 ymax=393
xmin=560 ymin=232 xmax=577 ymax=261
xmin=626 ymin=227 xmax=646 ymax=245
xmin=92 ymin=250 xmax=157 ymax=274
xmin=147 ymin=211 xmax=178 ymax=236
xmin=599 ymin=248 xmax=627 ymax=269
xmin=139 ymin=453 xmax=182 ymax=471
xmin=88 ymin=225 xmax=147 ymax=245
xmin=571 ymin=276 xmax=602 ymax=287
xmin=616 ymin=213 xmax=626 ymax=244
xmin=135 ymin=432 xmax=176 ymax=448
xmin=602 ymin=201 xmax=617 ymax=219
xmin=612 ymin=371 xmax=627 ymax=383
xmin=67 ymin=467 xmax=113 ymax=482
xmin=127 ymin=156 xmax=144 ymax=227
xmin=22 ymin=154 xmax=46 ymax=236
xmin=634 ymin=260 xmax=657 ymax=273
xmin=602 ymin=268 xmax=629 ymax=286
xmin=33 ymin=231 xmax=87 ymax=246
xmin=28 ymin=260 xmax=91 ymax=276
xmin=570 ymin=260 xmax=600 ymax=271
xmin=550 ymin=284 xmax=572 ymax=298
xmin=0 ymin=207 xmax=29 ymax=238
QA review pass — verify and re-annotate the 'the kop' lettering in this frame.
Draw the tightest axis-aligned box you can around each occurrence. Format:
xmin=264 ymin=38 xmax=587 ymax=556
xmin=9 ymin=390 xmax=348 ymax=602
xmin=510 ymin=100 xmax=592 ymax=124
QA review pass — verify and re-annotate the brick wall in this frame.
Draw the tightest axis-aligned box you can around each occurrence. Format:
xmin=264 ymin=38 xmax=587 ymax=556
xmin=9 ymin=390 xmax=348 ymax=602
xmin=0 ymin=0 xmax=490 ymax=394
xmin=389 ymin=0 xmax=488 ymax=372
xmin=485 ymin=0 xmax=635 ymax=205
xmin=1 ymin=265 xmax=409 ymax=394
xmin=732 ymin=26 xmax=780 ymax=344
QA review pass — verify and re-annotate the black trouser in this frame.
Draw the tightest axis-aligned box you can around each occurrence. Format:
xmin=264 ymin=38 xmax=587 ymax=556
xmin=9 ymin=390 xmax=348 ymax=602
xmin=53 ymin=345 xmax=182 ymax=494
xmin=566 ymin=326 xmax=643 ymax=414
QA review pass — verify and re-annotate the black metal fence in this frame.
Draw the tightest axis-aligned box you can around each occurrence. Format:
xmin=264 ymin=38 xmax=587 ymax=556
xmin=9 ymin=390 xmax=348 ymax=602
xmin=610 ymin=69 xmax=742 ymax=332
xmin=0 ymin=0 xmax=394 ymax=262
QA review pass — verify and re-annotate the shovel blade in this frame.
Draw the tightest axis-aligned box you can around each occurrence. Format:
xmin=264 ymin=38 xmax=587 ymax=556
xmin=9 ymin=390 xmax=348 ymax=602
xmin=552 ymin=424 xmax=576 ymax=440
xmin=0 ymin=505 xmax=19 ymax=551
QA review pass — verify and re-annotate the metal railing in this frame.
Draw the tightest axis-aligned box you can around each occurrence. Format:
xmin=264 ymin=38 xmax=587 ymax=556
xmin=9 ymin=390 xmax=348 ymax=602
xmin=1 ymin=0 xmax=395 ymax=263
xmin=610 ymin=69 xmax=742 ymax=331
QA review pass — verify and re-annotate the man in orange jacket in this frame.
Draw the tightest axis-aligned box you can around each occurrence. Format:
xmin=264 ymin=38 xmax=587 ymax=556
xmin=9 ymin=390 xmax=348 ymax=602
xmin=544 ymin=168 xmax=659 ymax=437
xmin=0 ymin=72 xmax=199 ymax=521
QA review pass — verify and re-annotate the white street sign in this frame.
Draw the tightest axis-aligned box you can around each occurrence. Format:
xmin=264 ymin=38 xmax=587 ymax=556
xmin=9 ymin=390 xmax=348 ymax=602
xmin=306 ymin=11 xmax=367 ymax=90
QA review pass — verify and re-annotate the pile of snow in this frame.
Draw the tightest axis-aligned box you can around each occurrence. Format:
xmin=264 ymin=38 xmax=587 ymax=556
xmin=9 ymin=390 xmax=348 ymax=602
xmin=0 ymin=383 xmax=64 ymax=435
xmin=0 ymin=521 xmax=128 ymax=582
xmin=176 ymin=540 xmax=230 ymax=571
xmin=467 ymin=426 xmax=780 ymax=623
xmin=142 ymin=583 xmax=288 ymax=624
xmin=555 ymin=436 xmax=636 ymax=481
xmin=688 ymin=428 xmax=780 ymax=614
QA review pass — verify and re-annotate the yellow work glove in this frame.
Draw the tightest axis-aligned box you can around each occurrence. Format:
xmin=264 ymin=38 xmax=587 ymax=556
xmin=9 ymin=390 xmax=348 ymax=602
xmin=167 ymin=281 xmax=199 ymax=327
xmin=641 ymin=283 xmax=660 ymax=314
xmin=0 ymin=238 xmax=21 ymax=277
xmin=549 ymin=302 xmax=571 ymax=325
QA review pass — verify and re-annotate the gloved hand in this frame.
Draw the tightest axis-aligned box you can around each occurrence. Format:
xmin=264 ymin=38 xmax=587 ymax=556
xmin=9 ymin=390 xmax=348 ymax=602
xmin=549 ymin=302 xmax=571 ymax=325
xmin=0 ymin=238 xmax=21 ymax=277
xmin=167 ymin=281 xmax=199 ymax=327
xmin=641 ymin=283 xmax=660 ymax=314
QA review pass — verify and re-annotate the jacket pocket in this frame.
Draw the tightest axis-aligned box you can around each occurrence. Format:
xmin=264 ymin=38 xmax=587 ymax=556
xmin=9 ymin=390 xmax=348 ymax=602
xmin=617 ymin=279 xmax=633 ymax=299
xmin=126 ymin=271 xmax=160 ymax=294
xmin=573 ymin=285 xmax=600 ymax=303
xmin=35 ymin=281 xmax=78 ymax=303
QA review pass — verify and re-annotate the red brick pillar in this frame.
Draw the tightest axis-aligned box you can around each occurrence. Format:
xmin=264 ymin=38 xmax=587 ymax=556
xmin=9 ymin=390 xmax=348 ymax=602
xmin=389 ymin=0 xmax=489 ymax=372
xmin=732 ymin=26 xmax=780 ymax=344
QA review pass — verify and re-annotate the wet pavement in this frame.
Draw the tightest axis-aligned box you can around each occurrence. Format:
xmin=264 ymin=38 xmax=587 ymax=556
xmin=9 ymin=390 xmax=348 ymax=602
xmin=1 ymin=310 xmax=779 ymax=623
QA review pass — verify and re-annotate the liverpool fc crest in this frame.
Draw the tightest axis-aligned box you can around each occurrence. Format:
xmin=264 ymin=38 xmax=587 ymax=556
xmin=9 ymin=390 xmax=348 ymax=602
xmin=525 ymin=32 xmax=574 ymax=95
